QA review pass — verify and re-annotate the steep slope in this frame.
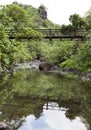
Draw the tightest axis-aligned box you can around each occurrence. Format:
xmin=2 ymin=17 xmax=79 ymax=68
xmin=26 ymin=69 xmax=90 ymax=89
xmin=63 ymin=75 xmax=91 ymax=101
xmin=18 ymin=3 xmax=60 ymax=28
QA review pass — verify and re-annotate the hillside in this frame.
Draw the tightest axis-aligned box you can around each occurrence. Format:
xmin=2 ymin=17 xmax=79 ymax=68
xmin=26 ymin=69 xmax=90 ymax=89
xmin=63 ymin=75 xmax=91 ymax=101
xmin=16 ymin=2 xmax=60 ymax=28
xmin=0 ymin=2 xmax=91 ymax=73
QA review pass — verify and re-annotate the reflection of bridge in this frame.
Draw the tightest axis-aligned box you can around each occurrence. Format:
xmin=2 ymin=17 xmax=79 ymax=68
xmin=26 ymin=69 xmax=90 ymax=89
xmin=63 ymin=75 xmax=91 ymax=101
xmin=15 ymin=94 xmax=82 ymax=111
xmin=7 ymin=28 xmax=87 ymax=41
xmin=43 ymin=102 xmax=67 ymax=111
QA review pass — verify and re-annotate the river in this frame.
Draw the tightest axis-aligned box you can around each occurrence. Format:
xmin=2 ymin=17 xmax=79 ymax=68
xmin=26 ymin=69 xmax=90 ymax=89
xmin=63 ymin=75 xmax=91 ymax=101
xmin=0 ymin=69 xmax=91 ymax=130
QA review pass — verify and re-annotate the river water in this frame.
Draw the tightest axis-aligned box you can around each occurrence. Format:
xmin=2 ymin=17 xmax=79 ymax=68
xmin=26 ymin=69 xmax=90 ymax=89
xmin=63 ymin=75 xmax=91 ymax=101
xmin=0 ymin=69 xmax=91 ymax=130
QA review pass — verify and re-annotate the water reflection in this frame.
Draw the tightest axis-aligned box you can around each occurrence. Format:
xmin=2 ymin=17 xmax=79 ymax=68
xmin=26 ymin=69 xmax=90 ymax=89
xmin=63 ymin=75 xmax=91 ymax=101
xmin=18 ymin=102 xmax=87 ymax=130
xmin=0 ymin=69 xmax=91 ymax=130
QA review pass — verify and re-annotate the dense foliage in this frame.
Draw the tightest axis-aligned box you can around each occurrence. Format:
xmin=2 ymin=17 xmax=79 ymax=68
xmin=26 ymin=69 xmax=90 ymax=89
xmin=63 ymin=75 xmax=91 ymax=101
xmin=61 ymin=35 xmax=91 ymax=72
xmin=0 ymin=3 xmax=43 ymax=71
xmin=0 ymin=2 xmax=91 ymax=73
xmin=60 ymin=12 xmax=91 ymax=72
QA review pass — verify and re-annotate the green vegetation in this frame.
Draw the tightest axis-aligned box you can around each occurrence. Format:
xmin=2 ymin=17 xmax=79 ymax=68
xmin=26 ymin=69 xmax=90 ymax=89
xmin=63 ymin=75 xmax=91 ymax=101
xmin=0 ymin=3 xmax=43 ymax=71
xmin=0 ymin=2 xmax=91 ymax=73
xmin=0 ymin=69 xmax=91 ymax=127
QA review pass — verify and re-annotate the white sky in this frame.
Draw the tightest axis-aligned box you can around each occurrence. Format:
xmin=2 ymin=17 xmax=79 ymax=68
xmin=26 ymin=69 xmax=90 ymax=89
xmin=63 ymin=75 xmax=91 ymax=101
xmin=0 ymin=0 xmax=91 ymax=25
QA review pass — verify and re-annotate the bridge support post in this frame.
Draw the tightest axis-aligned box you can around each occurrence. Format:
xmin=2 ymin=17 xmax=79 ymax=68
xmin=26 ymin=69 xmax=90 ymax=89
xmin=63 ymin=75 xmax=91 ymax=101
xmin=49 ymin=28 xmax=52 ymax=41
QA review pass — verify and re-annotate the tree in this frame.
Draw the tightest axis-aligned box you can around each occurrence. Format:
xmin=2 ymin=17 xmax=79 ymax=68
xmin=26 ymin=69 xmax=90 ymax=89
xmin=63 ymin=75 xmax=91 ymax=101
xmin=0 ymin=4 xmax=43 ymax=71
xmin=61 ymin=14 xmax=86 ymax=36
xmin=61 ymin=24 xmax=75 ymax=35
xmin=84 ymin=8 xmax=91 ymax=29
xmin=6 ymin=4 xmax=28 ymax=23
xmin=5 ymin=4 xmax=30 ymax=30
xmin=69 ymin=14 xmax=85 ymax=28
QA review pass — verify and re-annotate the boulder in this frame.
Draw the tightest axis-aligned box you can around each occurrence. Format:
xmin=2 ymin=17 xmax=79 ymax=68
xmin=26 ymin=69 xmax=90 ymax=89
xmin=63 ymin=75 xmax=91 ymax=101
xmin=0 ymin=122 xmax=11 ymax=130
xmin=0 ymin=122 xmax=8 ymax=130
xmin=39 ymin=63 xmax=55 ymax=71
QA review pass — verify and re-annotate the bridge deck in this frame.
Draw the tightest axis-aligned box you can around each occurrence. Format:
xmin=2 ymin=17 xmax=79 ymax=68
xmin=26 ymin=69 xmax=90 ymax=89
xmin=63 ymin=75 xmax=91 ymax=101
xmin=36 ymin=29 xmax=86 ymax=41
xmin=6 ymin=28 xmax=87 ymax=41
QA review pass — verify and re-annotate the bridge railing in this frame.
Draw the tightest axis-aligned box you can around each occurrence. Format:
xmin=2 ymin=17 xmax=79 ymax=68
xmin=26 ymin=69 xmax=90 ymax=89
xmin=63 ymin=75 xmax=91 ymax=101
xmin=35 ymin=28 xmax=86 ymax=37
xmin=4 ymin=28 xmax=87 ymax=40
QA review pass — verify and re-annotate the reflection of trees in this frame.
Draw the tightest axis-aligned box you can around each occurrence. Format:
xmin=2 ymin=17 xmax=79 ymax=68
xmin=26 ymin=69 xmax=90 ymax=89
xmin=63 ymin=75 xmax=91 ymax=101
xmin=0 ymin=69 xmax=91 ymax=129
xmin=0 ymin=96 xmax=90 ymax=129
xmin=0 ymin=96 xmax=45 ymax=129
xmin=58 ymin=98 xmax=91 ymax=129
xmin=0 ymin=96 xmax=44 ymax=119
xmin=82 ymin=99 xmax=91 ymax=130
xmin=58 ymin=99 xmax=82 ymax=120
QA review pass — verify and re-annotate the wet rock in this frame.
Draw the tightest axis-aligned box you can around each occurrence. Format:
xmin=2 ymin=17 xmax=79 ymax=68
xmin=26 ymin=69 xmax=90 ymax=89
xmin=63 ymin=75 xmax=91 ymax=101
xmin=0 ymin=122 xmax=9 ymax=130
xmin=15 ymin=60 xmax=41 ymax=70
xmin=39 ymin=63 xmax=56 ymax=71
xmin=81 ymin=73 xmax=91 ymax=81
xmin=29 ymin=60 xmax=41 ymax=70
xmin=1 ymin=67 xmax=9 ymax=73
xmin=61 ymin=68 xmax=80 ymax=74
xmin=0 ymin=112 xmax=2 ymax=116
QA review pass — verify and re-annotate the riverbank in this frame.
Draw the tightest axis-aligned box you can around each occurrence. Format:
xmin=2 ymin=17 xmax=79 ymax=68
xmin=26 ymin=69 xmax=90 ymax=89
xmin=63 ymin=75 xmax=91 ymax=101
xmin=0 ymin=60 xmax=91 ymax=82
xmin=15 ymin=60 xmax=91 ymax=82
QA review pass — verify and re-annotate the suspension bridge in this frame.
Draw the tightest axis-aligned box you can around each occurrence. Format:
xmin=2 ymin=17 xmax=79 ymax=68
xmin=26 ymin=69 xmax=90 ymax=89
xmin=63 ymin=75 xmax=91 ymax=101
xmin=35 ymin=28 xmax=87 ymax=41
xmin=7 ymin=28 xmax=87 ymax=41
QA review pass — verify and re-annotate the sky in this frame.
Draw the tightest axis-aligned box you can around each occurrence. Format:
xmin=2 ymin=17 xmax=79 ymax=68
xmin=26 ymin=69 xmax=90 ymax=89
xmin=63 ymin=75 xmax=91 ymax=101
xmin=0 ymin=0 xmax=91 ymax=25
xmin=18 ymin=110 xmax=87 ymax=130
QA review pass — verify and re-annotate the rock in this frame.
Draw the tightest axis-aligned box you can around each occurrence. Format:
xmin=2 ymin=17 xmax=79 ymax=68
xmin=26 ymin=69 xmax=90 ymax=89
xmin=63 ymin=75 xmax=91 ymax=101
xmin=2 ymin=67 xmax=9 ymax=73
xmin=0 ymin=122 xmax=11 ymax=130
xmin=39 ymin=63 xmax=55 ymax=71
xmin=38 ymin=5 xmax=47 ymax=19
xmin=0 ymin=112 xmax=2 ymax=116
xmin=81 ymin=72 xmax=91 ymax=81
xmin=30 ymin=60 xmax=41 ymax=70
xmin=0 ymin=122 xmax=8 ymax=130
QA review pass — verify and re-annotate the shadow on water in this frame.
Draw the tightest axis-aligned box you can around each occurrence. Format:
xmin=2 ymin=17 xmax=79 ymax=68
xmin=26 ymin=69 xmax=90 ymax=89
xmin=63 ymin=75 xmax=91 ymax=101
xmin=0 ymin=69 xmax=91 ymax=130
